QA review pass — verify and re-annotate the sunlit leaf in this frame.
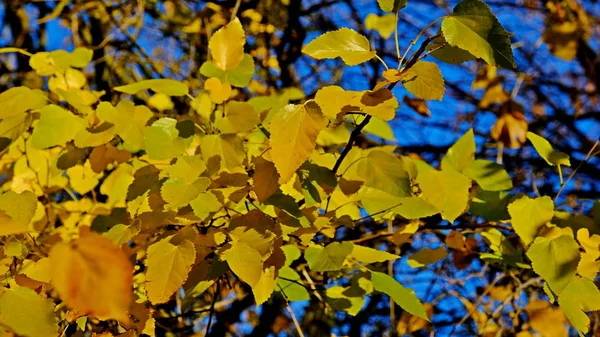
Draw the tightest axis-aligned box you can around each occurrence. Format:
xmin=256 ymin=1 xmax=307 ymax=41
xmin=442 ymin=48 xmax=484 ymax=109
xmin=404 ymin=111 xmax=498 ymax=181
xmin=441 ymin=0 xmax=516 ymax=68
xmin=526 ymin=132 xmax=571 ymax=167
xmin=114 ymin=79 xmax=188 ymax=96
xmin=508 ymin=196 xmax=554 ymax=245
xmin=370 ymin=271 xmax=429 ymax=320
xmin=464 ymin=159 xmax=513 ymax=191
xmin=145 ymin=238 xmax=196 ymax=304
xmin=527 ymin=234 xmax=580 ymax=294
xmin=0 ymin=287 xmax=57 ymax=337
xmin=441 ymin=129 xmax=475 ymax=173
xmin=270 ymin=101 xmax=326 ymax=183
xmin=30 ymin=105 xmax=87 ymax=149
xmin=302 ymin=28 xmax=376 ymax=66
xmin=305 ymin=242 xmax=353 ymax=272
xmin=208 ymin=18 xmax=246 ymax=71
xmin=558 ymin=277 xmax=600 ymax=335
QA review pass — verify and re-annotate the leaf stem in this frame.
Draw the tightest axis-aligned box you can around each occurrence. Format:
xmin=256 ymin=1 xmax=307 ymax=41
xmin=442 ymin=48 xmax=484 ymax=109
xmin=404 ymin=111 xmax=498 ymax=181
xmin=374 ymin=53 xmax=389 ymax=70
xmin=554 ymin=140 xmax=599 ymax=202
xmin=398 ymin=17 xmax=444 ymax=69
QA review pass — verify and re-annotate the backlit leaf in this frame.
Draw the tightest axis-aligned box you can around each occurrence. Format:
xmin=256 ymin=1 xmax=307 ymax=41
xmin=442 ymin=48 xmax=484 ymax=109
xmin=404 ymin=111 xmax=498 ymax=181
xmin=464 ymin=159 xmax=513 ymax=191
xmin=0 ymin=86 xmax=47 ymax=119
xmin=357 ymin=150 xmax=411 ymax=198
xmin=114 ymin=79 xmax=188 ymax=96
xmin=441 ymin=0 xmax=516 ymax=68
xmin=376 ymin=0 xmax=407 ymax=12
xmin=50 ymin=232 xmax=133 ymax=321
xmin=143 ymin=118 xmax=188 ymax=160
xmin=145 ymin=238 xmax=196 ymax=304
xmin=441 ymin=129 xmax=475 ymax=173
xmin=527 ymin=234 xmax=580 ymax=294
xmin=208 ymin=18 xmax=246 ymax=71
xmin=270 ymin=101 xmax=326 ymax=183
xmin=0 ymin=287 xmax=57 ymax=337
xmin=349 ymin=244 xmax=399 ymax=264
xmin=96 ymin=101 xmax=153 ymax=149
xmin=221 ymin=240 xmax=263 ymax=286
xmin=305 ymin=242 xmax=353 ymax=272
xmin=417 ymin=167 xmax=471 ymax=222
xmin=365 ymin=13 xmax=396 ymax=39
xmin=30 ymin=105 xmax=87 ymax=149
xmin=508 ymin=196 xmax=554 ymax=245
xmin=370 ymin=271 xmax=429 ymax=320
xmin=302 ymin=28 xmax=376 ymax=66
xmin=386 ymin=61 xmax=445 ymax=100
xmin=527 ymin=132 xmax=571 ymax=167
xmin=558 ymin=277 xmax=600 ymax=335
xmin=0 ymin=190 xmax=37 ymax=236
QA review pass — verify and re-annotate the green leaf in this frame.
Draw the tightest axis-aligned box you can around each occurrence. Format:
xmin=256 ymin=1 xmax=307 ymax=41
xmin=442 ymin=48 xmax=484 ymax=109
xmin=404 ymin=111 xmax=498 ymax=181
xmin=305 ymin=242 xmax=353 ymax=272
xmin=417 ymin=167 xmax=471 ymax=222
xmin=277 ymin=266 xmax=310 ymax=301
xmin=558 ymin=277 xmax=600 ymax=335
xmin=96 ymin=101 xmax=153 ymax=150
xmin=508 ymin=196 xmax=554 ymax=245
xmin=357 ymin=150 xmax=411 ymax=198
xmin=399 ymin=61 xmax=445 ymax=101
xmin=370 ymin=271 xmax=429 ymax=320
xmin=441 ymin=128 xmax=475 ymax=172
xmin=464 ymin=159 xmax=513 ymax=191
xmin=200 ymin=54 xmax=255 ymax=88
xmin=348 ymin=244 xmax=399 ymax=264
xmin=326 ymin=285 xmax=365 ymax=316
xmin=302 ymin=28 xmax=376 ymax=66
xmin=527 ymin=235 xmax=580 ymax=294
xmin=0 ymin=86 xmax=47 ymax=119
xmin=377 ymin=0 xmax=407 ymax=12
xmin=114 ymin=79 xmax=188 ymax=96
xmin=469 ymin=190 xmax=511 ymax=221
xmin=407 ymin=247 xmax=448 ymax=268
xmin=30 ymin=105 xmax=87 ymax=149
xmin=161 ymin=177 xmax=211 ymax=208
xmin=143 ymin=118 xmax=189 ymax=160
xmin=526 ymin=132 xmax=571 ymax=167
xmin=357 ymin=188 xmax=439 ymax=219
xmin=428 ymin=33 xmax=477 ymax=64
xmin=441 ymin=0 xmax=516 ymax=68
xmin=0 ymin=287 xmax=58 ymax=337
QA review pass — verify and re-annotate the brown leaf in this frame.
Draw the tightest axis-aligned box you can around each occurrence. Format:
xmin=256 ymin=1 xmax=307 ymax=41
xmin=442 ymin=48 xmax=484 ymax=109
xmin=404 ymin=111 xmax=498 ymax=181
xmin=491 ymin=101 xmax=528 ymax=149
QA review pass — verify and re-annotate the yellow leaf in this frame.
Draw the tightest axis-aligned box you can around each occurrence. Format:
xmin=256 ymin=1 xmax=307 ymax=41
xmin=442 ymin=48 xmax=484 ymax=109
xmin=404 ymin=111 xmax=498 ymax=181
xmin=96 ymin=101 xmax=153 ymax=149
xmin=302 ymin=28 xmax=375 ymax=66
xmin=400 ymin=61 xmax=445 ymax=100
xmin=30 ymin=105 xmax=87 ymax=149
xmin=216 ymin=101 xmax=260 ymax=133
xmin=114 ymin=79 xmax=188 ymax=96
xmin=21 ymin=258 xmax=52 ymax=283
xmin=200 ymin=134 xmax=246 ymax=173
xmin=221 ymin=240 xmax=263 ymax=286
xmin=67 ymin=163 xmax=103 ymax=195
xmin=0 ymin=190 xmax=37 ymax=236
xmin=407 ymin=247 xmax=448 ymax=268
xmin=314 ymin=85 xmax=354 ymax=119
xmin=50 ymin=232 xmax=134 ymax=321
xmin=0 ymin=287 xmax=57 ymax=337
xmin=209 ymin=18 xmax=246 ymax=71
xmin=145 ymin=238 xmax=196 ymax=304
xmin=491 ymin=101 xmax=528 ymax=149
xmin=148 ymin=93 xmax=174 ymax=111
xmin=0 ymin=86 xmax=47 ymax=119
xmin=205 ymin=77 xmax=232 ymax=104
xmin=253 ymin=266 xmax=277 ymax=305
xmin=270 ymin=101 xmax=326 ymax=183
xmin=350 ymin=88 xmax=398 ymax=121
xmin=365 ymin=13 xmax=396 ymax=39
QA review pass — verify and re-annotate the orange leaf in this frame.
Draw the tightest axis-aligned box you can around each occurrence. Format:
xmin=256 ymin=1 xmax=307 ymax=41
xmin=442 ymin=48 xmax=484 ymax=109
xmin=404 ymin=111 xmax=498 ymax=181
xmin=49 ymin=231 xmax=134 ymax=322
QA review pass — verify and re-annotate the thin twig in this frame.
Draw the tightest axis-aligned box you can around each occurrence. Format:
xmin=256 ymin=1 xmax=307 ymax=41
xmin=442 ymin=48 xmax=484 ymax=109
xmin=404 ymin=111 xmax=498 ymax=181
xmin=554 ymin=139 xmax=599 ymax=202
xmin=205 ymin=279 xmax=221 ymax=336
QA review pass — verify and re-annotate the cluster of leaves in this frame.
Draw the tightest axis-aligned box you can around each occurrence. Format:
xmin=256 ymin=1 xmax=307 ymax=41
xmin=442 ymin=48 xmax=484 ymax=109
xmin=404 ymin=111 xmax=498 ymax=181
xmin=0 ymin=0 xmax=597 ymax=336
